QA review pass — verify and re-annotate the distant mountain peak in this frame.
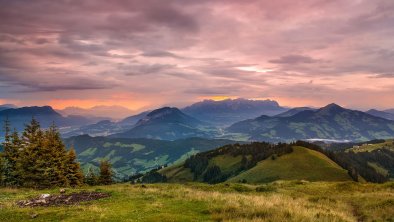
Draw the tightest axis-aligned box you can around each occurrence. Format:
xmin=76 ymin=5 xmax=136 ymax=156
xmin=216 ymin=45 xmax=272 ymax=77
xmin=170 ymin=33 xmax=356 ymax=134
xmin=0 ymin=105 xmax=60 ymax=116
xmin=318 ymin=103 xmax=345 ymax=113
xmin=136 ymin=107 xmax=195 ymax=126
xmin=275 ymin=107 xmax=316 ymax=118
xmin=146 ymin=107 xmax=181 ymax=117
xmin=323 ymin=103 xmax=342 ymax=109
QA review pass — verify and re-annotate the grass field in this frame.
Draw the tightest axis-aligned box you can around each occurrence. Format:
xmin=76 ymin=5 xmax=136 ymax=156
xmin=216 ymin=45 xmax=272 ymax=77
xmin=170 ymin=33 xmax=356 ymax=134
xmin=229 ymin=146 xmax=352 ymax=183
xmin=0 ymin=181 xmax=393 ymax=222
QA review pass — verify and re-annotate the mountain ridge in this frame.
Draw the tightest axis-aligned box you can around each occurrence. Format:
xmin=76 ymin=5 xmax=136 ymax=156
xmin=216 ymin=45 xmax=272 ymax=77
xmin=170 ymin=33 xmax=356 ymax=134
xmin=182 ymin=98 xmax=288 ymax=126
xmin=226 ymin=103 xmax=394 ymax=142
xmin=111 ymin=107 xmax=214 ymax=140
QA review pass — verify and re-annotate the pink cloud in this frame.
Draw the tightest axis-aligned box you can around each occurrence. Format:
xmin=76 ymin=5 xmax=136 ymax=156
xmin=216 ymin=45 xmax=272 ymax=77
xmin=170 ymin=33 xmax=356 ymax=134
xmin=0 ymin=0 xmax=394 ymax=110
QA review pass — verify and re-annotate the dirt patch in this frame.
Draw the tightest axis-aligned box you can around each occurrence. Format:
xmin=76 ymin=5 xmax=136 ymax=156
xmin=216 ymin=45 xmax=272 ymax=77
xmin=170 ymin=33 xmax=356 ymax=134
xmin=17 ymin=192 xmax=110 ymax=207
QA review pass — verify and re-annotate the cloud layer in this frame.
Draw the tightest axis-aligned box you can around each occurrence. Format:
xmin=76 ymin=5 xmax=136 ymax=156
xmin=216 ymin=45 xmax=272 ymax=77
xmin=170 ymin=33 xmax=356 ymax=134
xmin=1 ymin=0 xmax=394 ymax=110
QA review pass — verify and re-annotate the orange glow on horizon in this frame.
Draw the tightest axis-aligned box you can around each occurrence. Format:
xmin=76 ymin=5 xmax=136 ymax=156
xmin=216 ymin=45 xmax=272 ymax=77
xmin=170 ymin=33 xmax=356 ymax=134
xmin=198 ymin=96 xmax=239 ymax=101
xmin=47 ymin=99 xmax=150 ymax=111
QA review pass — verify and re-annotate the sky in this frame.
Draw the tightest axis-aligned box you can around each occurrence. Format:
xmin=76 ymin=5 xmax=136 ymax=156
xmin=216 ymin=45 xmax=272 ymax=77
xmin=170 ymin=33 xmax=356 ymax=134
xmin=1 ymin=0 xmax=394 ymax=112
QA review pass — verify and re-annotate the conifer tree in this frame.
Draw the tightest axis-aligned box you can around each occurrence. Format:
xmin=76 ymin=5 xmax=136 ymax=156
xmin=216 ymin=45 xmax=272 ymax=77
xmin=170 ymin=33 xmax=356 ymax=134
xmin=2 ymin=119 xmax=21 ymax=186
xmin=18 ymin=118 xmax=46 ymax=188
xmin=1 ymin=118 xmax=85 ymax=188
xmin=84 ymin=167 xmax=98 ymax=186
xmin=42 ymin=124 xmax=68 ymax=187
xmin=1 ymin=118 xmax=11 ymax=186
xmin=99 ymin=160 xmax=113 ymax=185
xmin=64 ymin=148 xmax=84 ymax=186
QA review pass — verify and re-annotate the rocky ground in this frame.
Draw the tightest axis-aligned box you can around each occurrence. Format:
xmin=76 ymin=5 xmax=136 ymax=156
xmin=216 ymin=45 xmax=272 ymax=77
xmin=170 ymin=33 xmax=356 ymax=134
xmin=16 ymin=191 xmax=110 ymax=207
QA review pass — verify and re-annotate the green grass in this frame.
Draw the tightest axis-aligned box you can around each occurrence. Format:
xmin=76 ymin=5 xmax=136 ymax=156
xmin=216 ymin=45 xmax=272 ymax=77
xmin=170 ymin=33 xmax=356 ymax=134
xmin=368 ymin=162 xmax=389 ymax=177
xmin=0 ymin=182 xmax=393 ymax=221
xmin=159 ymin=164 xmax=194 ymax=183
xmin=210 ymin=154 xmax=243 ymax=174
xmin=229 ymin=146 xmax=352 ymax=183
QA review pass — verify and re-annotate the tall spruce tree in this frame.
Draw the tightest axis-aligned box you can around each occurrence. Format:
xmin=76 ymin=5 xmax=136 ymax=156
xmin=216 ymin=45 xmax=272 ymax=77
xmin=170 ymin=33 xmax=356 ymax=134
xmin=41 ymin=124 xmax=68 ymax=187
xmin=1 ymin=118 xmax=11 ymax=186
xmin=18 ymin=118 xmax=45 ymax=188
xmin=2 ymin=119 xmax=21 ymax=186
xmin=99 ymin=160 xmax=113 ymax=185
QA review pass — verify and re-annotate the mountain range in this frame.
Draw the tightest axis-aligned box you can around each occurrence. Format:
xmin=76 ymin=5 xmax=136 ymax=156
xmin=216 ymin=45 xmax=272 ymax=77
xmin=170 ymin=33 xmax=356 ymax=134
xmin=0 ymin=106 xmax=98 ymax=138
xmin=226 ymin=103 xmax=394 ymax=142
xmin=57 ymin=105 xmax=134 ymax=120
xmin=2 ymin=100 xmax=394 ymax=142
xmin=62 ymin=111 xmax=150 ymax=138
xmin=366 ymin=109 xmax=394 ymax=120
xmin=0 ymin=104 xmax=17 ymax=111
xmin=182 ymin=98 xmax=288 ymax=126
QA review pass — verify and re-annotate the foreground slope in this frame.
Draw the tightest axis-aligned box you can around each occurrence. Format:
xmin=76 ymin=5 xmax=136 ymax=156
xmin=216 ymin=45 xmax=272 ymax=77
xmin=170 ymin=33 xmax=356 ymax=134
xmin=229 ymin=146 xmax=351 ymax=183
xmin=0 ymin=182 xmax=393 ymax=222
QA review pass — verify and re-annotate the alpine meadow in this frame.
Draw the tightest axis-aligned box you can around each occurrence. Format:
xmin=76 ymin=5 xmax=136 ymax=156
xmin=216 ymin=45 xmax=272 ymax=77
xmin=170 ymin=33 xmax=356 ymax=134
xmin=1 ymin=1 xmax=394 ymax=222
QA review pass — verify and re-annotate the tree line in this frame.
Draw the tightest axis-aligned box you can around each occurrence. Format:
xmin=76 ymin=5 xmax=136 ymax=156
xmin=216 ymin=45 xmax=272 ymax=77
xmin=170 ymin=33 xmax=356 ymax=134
xmin=184 ymin=142 xmax=293 ymax=183
xmin=0 ymin=118 xmax=113 ymax=188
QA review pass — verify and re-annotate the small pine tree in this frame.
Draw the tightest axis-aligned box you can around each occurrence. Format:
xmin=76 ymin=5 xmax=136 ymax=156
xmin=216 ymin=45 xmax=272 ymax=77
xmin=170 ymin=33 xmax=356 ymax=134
xmin=99 ymin=160 xmax=113 ymax=185
xmin=65 ymin=148 xmax=84 ymax=187
xmin=84 ymin=167 xmax=98 ymax=186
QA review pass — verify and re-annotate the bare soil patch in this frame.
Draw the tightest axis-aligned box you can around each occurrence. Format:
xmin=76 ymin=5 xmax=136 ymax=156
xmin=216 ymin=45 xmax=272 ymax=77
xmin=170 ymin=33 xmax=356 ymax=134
xmin=17 ymin=191 xmax=110 ymax=207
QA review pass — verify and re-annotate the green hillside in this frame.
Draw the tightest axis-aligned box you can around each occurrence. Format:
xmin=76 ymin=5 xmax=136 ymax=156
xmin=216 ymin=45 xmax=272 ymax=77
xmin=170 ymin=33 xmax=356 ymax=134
xmin=229 ymin=146 xmax=351 ymax=183
xmin=160 ymin=143 xmax=354 ymax=184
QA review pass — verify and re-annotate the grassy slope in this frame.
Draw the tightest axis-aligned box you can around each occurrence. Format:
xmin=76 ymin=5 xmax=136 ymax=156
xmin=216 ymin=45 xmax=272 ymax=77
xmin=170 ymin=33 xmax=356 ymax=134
xmin=229 ymin=146 xmax=352 ymax=183
xmin=347 ymin=139 xmax=394 ymax=153
xmin=159 ymin=164 xmax=194 ymax=183
xmin=0 ymin=182 xmax=393 ymax=222
xmin=210 ymin=154 xmax=243 ymax=175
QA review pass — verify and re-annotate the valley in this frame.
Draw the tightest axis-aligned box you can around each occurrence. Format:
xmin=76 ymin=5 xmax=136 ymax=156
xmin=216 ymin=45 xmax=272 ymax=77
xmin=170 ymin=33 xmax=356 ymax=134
xmin=1 ymin=100 xmax=394 ymax=222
